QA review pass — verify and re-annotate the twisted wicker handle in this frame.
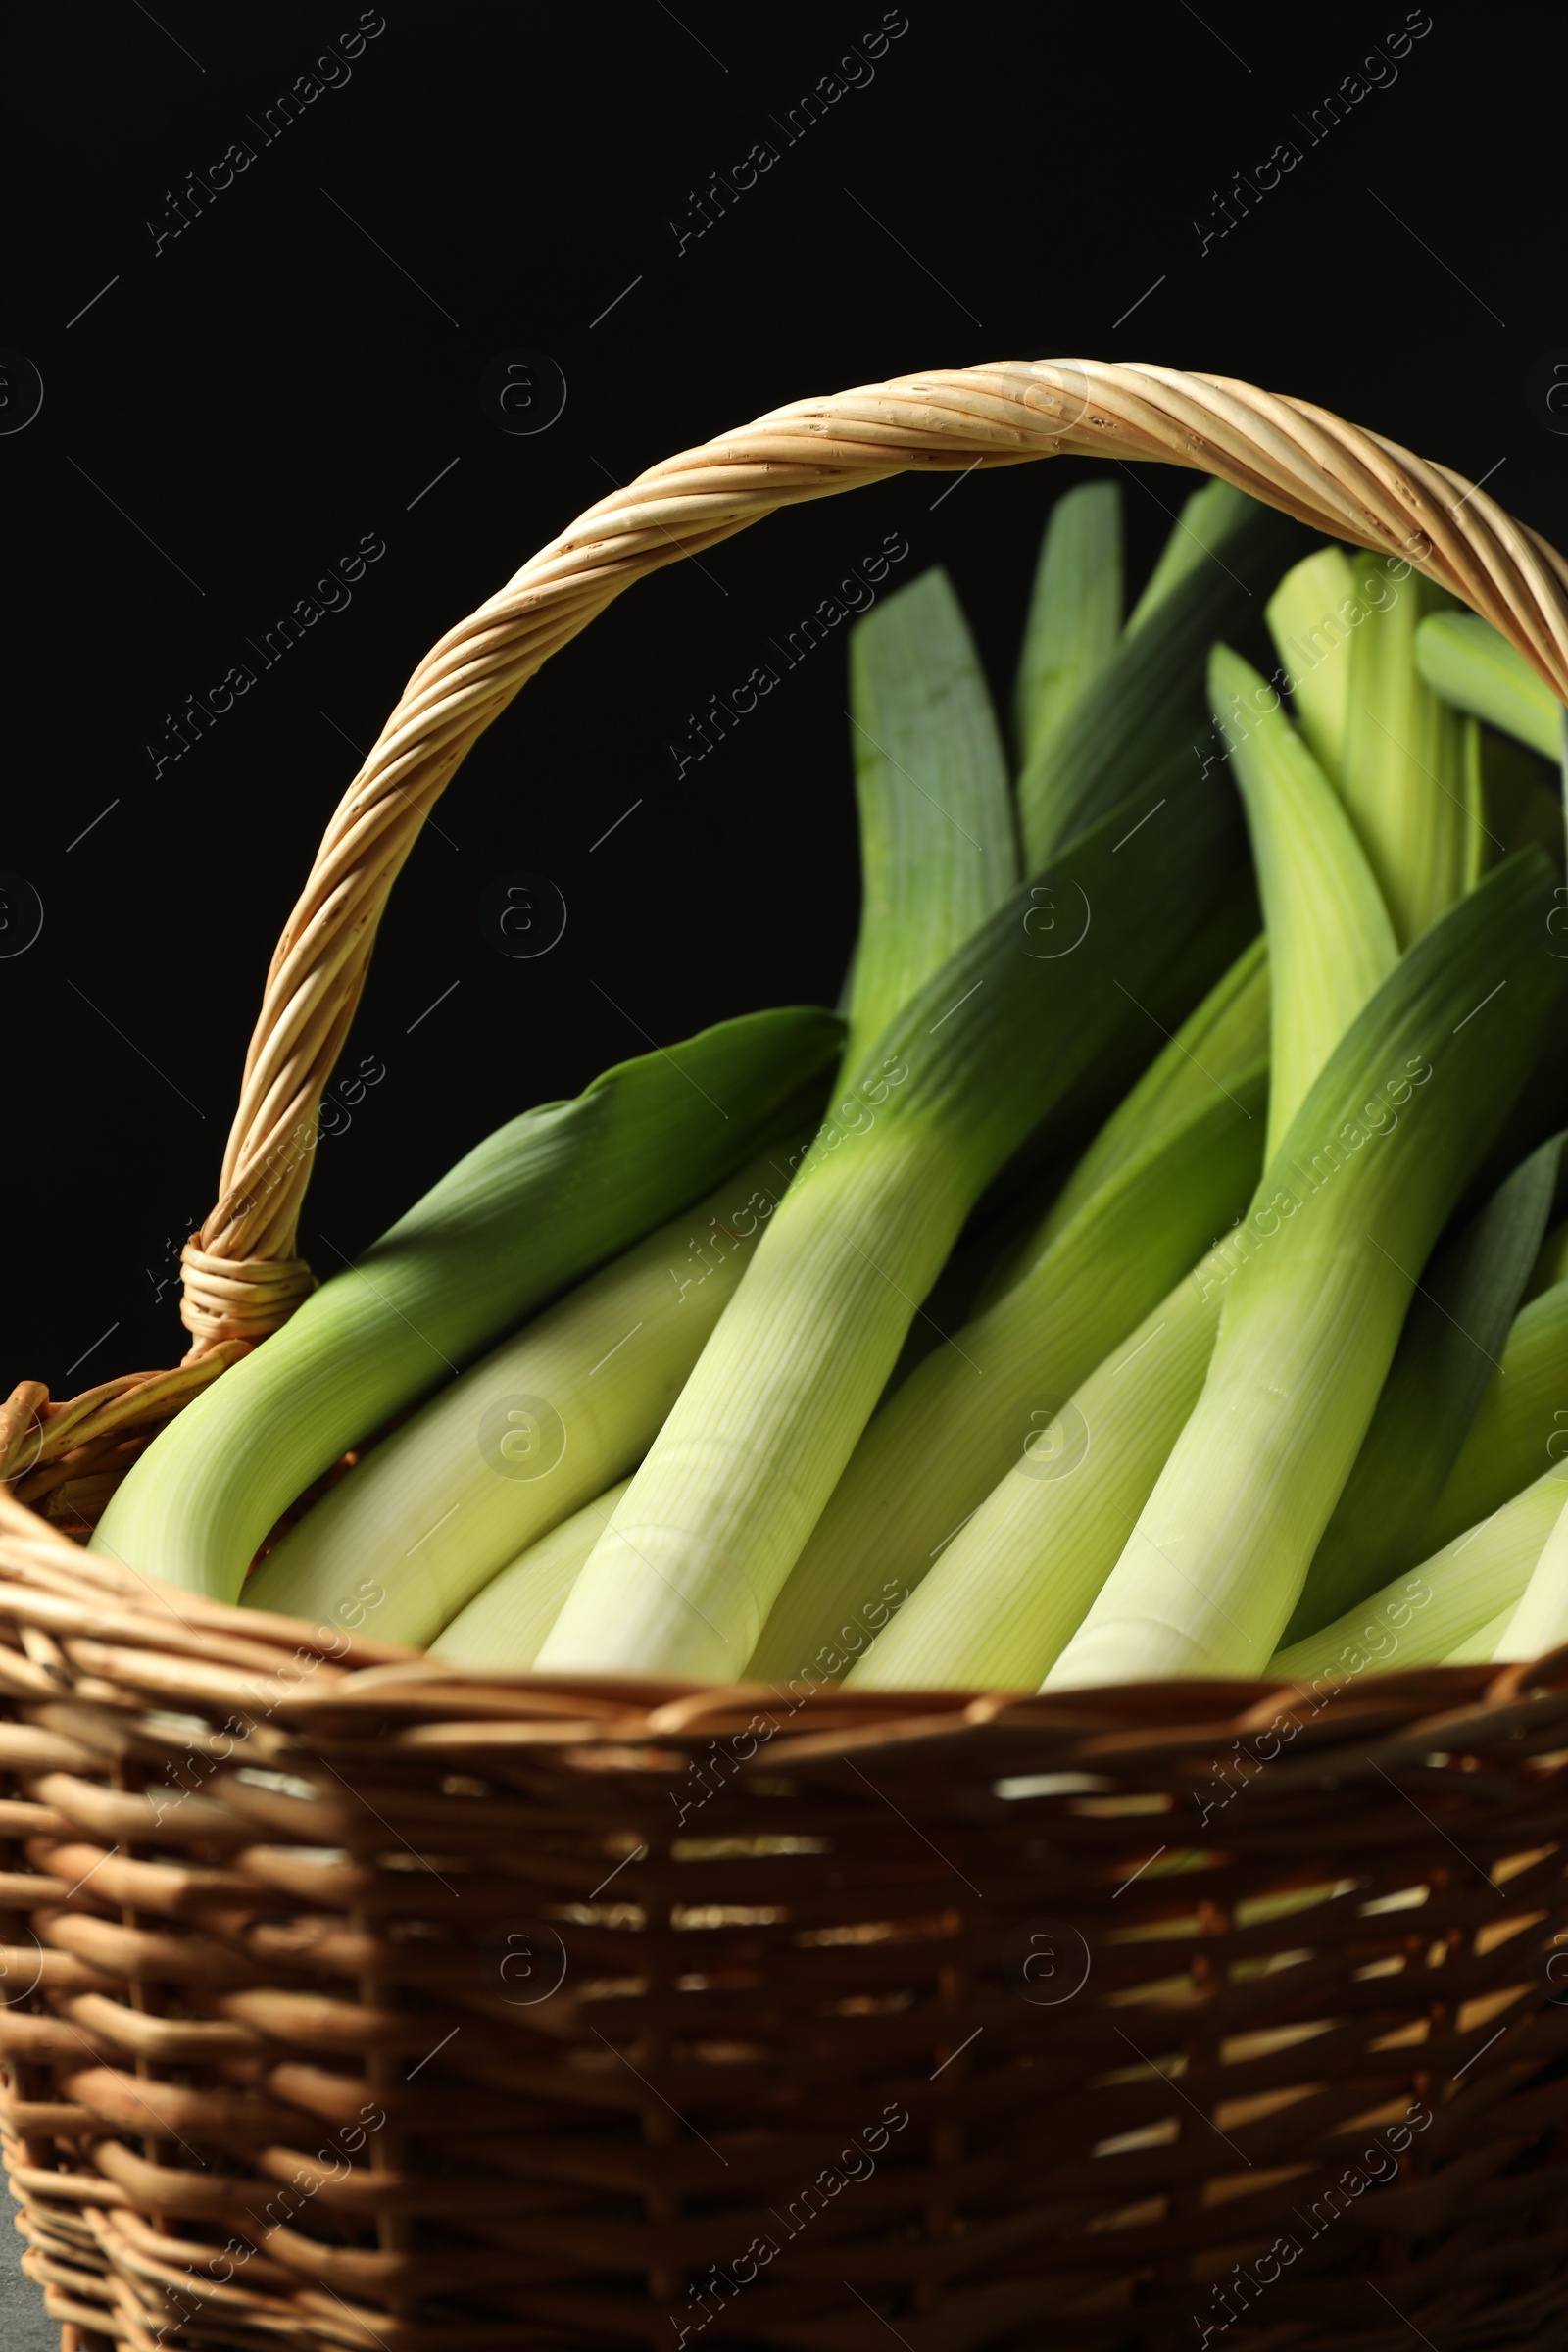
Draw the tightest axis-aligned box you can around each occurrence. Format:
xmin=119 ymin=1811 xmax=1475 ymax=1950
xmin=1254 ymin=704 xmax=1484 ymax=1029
xmin=180 ymin=359 xmax=1568 ymax=1352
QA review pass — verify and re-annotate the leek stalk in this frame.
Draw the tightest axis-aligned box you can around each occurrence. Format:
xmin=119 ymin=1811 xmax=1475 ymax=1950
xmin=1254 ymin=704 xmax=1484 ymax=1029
xmin=1209 ymin=644 xmax=1397 ymax=1158
xmin=243 ymin=1143 xmax=808 ymax=1646
xmin=1282 ymin=1136 xmax=1561 ymax=1642
xmin=540 ymin=770 xmax=1243 ymax=1679
xmin=846 ymin=1257 xmax=1228 ymax=1690
xmin=1494 ymin=1480 xmax=1568 ymax=1659
xmin=93 ymin=1008 xmax=840 ymax=1601
xmin=1264 ymin=547 xmax=1357 ymax=782
xmin=1049 ymin=852 xmax=1567 ymax=1687
xmin=430 ymin=1480 xmax=632 ymax=1669
xmin=1336 ymin=558 xmax=1479 ymax=944
xmin=748 ymin=1068 xmax=1264 ymax=1686
xmin=1270 ymin=1468 xmax=1568 ymax=1683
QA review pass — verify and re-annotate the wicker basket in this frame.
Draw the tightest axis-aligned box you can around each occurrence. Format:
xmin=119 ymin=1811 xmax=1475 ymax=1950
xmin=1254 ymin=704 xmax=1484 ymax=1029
xmin=6 ymin=360 xmax=1568 ymax=2352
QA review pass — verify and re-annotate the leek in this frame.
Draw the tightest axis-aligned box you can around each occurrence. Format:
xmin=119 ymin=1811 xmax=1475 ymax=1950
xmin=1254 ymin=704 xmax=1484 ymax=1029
xmin=430 ymin=1480 xmax=631 ymax=1669
xmin=1049 ymin=851 xmax=1567 ymax=1687
xmin=92 ymin=1008 xmax=840 ymax=1601
xmin=1270 ymin=1468 xmax=1568 ymax=1683
xmin=847 ymin=1258 xmax=1227 ymax=1690
xmin=747 ymin=1068 xmax=1264 ymax=1686
xmin=539 ymin=770 xmax=1244 ymax=1679
xmin=242 ymin=1144 xmax=806 ymax=1646
xmin=1282 ymin=1136 xmax=1561 ymax=1642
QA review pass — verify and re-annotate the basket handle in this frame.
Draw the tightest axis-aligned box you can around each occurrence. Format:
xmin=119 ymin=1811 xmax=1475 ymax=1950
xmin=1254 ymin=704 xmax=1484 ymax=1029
xmin=179 ymin=358 xmax=1568 ymax=1355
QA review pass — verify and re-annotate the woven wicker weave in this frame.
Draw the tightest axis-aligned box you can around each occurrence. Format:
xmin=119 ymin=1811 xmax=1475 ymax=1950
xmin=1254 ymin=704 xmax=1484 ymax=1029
xmin=6 ymin=360 xmax=1568 ymax=2352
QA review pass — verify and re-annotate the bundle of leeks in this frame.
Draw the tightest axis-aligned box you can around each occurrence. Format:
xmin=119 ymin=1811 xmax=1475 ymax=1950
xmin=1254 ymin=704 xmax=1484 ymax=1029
xmin=93 ymin=474 xmax=1568 ymax=1690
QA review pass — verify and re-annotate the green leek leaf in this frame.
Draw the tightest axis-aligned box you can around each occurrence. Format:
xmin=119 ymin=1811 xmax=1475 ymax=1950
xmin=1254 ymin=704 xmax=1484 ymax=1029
xmin=847 ymin=1261 xmax=1226 ymax=1690
xmin=1013 ymin=480 xmax=1123 ymax=770
xmin=1017 ymin=491 xmax=1305 ymax=867
xmin=844 ymin=569 xmax=1016 ymax=1069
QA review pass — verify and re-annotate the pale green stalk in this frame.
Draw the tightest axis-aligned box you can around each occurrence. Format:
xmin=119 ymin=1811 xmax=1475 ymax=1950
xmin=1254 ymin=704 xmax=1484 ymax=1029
xmin=430 ymin=1480 xmax=631 ymax=1669
xmin=1210 ymin=644 xmax=1397 ymax=1158
xmin=1413 ymin=1274 xmax=1568 ymax=1558
xmin=843 ymin=568 xmax=1015 ymax=1068
xmin=1270 ymin=1469 xmax=1568 ymax=1683
xmin=748 ymin=1070 xmax=1263 ymax=1686
xmin=1461 ymin=718 xmax=1488 ymax=893
xmin=92 ymin=1009 xmax=839 ymax=1602
xmin=1415 ymin=612 xmax=1561 ymax=761
xmin=846 ymin=697 xmax=1390 ymax=1695
xmin=1264 ymin=547 xmax=1357 ymax=780
xmin=1267 ymin=549 xmax=1485 ymax=937
xmin=243 ymin=1143 xmax=805 ymax=1646
xmin=847 ymin=1257 xmax=1226 ymax=1690
xmin=822 ymin=926 xmax=1278 ymax=1665
xmin=1336 ymin=558 xmax=1479 ymax=945
xmin=1445 ymin=1609 xmax=1514 ymax=1665
xmin=1283 ymin=1135 xmax=1560 ymax=1642
xmin=1494 ymin=1481 xmax=1568 ymax=1659
xmin=1049 ymin=852 xmax=1565 ymax=1688
xmin=539 ymin=774 xmax=1243 ymax=1679
xmin=1013 ymin=481 xmax=1122 ymax=770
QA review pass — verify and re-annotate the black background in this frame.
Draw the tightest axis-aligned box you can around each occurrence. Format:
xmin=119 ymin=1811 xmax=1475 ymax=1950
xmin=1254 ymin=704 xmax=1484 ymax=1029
xmin=3 ymin=0 xmax=1561 ymax=1397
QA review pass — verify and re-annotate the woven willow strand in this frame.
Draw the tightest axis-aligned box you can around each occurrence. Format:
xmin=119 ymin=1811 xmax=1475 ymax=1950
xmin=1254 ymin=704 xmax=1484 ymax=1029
xmin=179 ymin=358 xmax=1568 ymax=1353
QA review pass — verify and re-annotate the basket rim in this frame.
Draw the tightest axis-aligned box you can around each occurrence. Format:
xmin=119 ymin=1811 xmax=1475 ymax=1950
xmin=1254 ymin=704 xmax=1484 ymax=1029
xmin=1 ymin=1488 xmax=1565 ymax=1746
